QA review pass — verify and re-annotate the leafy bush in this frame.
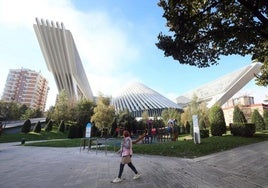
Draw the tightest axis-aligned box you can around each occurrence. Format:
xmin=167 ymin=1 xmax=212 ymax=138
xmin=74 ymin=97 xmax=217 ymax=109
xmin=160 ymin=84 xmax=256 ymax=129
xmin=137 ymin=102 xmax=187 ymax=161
xmin=209 ymin=105 xmax=226 ymax=136
xmin=44 ymin=120 xmax=53 ymax=132
xmin=33 ymin=121 xmax=41 ymax=133
xmin=58 ymin=120 xmax=65 ymax=133
xmin=251 ymin=109 xmax=265 ymax=131
xmin=230 ymin=123 xmax=256 ymax=137
xmin=200 ymin=130 xmax=209 ymax=138
xmin=21 ymin=119 xmax=32 ymax=133
xmin=233 ymin=106 xmax=247 ymax=123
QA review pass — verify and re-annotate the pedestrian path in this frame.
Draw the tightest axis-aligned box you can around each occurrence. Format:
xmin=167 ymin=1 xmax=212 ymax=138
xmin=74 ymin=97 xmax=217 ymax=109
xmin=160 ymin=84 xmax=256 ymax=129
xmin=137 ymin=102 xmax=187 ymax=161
xmin=0 ymin=141 xmax=267 ymax=188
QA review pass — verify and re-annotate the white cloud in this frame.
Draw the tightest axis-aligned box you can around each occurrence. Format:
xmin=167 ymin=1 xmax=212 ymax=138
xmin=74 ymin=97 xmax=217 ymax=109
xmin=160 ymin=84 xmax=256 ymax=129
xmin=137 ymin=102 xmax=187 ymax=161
xmin=0 ymin=0 xmax=141 ymax=109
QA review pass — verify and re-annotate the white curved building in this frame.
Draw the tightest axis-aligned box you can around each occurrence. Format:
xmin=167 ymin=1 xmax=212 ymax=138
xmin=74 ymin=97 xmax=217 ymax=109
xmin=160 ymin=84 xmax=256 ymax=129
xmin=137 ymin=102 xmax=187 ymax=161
xmin=33 ymin=18 xmax=94 ymax=101
xmin=112 ymin=82 xmax=183 ymax=117
xmin=176 ymin=62 xmax=262 ymax=108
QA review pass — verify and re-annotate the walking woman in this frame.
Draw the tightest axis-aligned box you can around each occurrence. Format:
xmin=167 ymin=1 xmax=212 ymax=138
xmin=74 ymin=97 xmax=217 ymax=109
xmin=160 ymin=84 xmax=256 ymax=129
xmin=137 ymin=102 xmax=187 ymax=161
xmin=112 ymin=130 xmax=141 ymax=183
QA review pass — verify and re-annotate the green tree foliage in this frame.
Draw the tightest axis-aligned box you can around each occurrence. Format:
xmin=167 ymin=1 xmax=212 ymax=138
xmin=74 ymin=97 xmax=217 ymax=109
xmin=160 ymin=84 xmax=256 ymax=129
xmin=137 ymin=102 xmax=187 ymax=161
xmin=45 ymin=106 xmax=55 ymax=120
xmin=0 ymin=101 xmax=20 ymax=120
xmin=199 ymin=118 xmax=206 ymax=130
xmin=110 ymin=117 xmax=118 ymax=137
xmin=161 ymin=108 xmax=181 ymax=125
xmin=141 ymin=110 xmax=149 ymax=122
xmin=251 ymin=109 xmax=265 ymax=131
xmin=58 ymin=120 xmax=65 ymax=133
xmin=0 ymin=101 xmax=43 ymax=121
xmin=21 ymin=119 xmax=32 ymax=133
xmin=118 ymin=110 xmax=138 ymax=133
xmin=263 ymin=109 xmax=268 ymax=129
xmin=19 ymin=104 xmax=28 ymax=117
xmin=33 ymin=121 xmax=42 ymax=133
xmin=233 ymin=106 xmax=247 ymax=124
xmin=181 ymin=106 xmax=191 ymax=126
xmin=21 ymin=108 xmax=43 ymax=119
xmin=91 ymin=95 xmax=115 ymax=136
xmin=76 ymin=99 xmax=95 ymax=126
xmin=157 ymin=0 xmax=268 ymax=86
xmin=181 ymin=95 xmax=209 ymax=130
xmin=209 ymin=105 xmax=226 ymax=136
xmin=185 ymin=121 xmax=191 ymax=134
xmin=53 ymin=90 xmax=69 ymax=123
xmin=198 ymin=102 xmax=210 ymax=128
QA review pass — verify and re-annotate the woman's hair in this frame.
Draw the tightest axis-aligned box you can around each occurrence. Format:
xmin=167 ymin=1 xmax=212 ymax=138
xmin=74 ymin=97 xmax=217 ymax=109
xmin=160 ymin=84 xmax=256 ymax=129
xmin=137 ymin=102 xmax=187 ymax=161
xmin=123 ymin=130 xmax=130 ymax=137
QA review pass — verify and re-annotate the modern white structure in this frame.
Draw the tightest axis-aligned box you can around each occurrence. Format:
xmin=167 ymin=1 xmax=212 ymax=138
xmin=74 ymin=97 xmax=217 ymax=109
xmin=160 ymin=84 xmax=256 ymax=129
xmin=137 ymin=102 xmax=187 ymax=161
xmin=112 ymin=82 xmax=183 ymax=117
xmin=33 ymin=18 xmax=94 ymax=102
xmin=176 ymin=62 xmax=262 ymax=108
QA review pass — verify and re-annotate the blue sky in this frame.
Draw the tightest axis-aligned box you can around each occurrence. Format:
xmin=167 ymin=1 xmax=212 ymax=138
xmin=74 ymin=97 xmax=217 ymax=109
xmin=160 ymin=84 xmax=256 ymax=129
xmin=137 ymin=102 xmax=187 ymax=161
xmin=0 ymin=0 xmax=267 ymax=110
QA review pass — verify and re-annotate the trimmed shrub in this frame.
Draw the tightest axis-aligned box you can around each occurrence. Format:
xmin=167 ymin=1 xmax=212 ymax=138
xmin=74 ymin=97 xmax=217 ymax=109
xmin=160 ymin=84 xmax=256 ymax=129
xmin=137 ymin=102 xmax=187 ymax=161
xmin=21 ymin=119 xmax=32 ymax=133
xmin=200 ymin=130 xmax=209 ymax=138
xmin=44 ymin=120 xmax=53 ymax=132
xmin=251 ymin=109 xmax=265 ymax=131
xmin=263 ymin=109 xmax=268 ymax=130
xmin=230 ymin=123 xmax=256 ymax=137
xmin=58 ymin=120 xmax=65 ymax=133
xmin=185 ymin=121 xmax=191 ymax=134
xmin=67 ymin=125 xmax=79 ymax=138
xmin=233 ymin=106 xmax=247 ymax=123
xmin=209 ymin=105 xmax=226 ymax=136
xmin=33 ymin=121 xmax=41 ymax=133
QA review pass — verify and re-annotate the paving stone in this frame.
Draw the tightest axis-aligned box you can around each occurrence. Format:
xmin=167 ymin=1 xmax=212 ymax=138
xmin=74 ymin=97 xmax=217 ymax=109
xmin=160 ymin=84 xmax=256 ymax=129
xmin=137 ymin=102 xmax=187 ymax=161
xmin=0 ymin=141 xmax=267 ymax=188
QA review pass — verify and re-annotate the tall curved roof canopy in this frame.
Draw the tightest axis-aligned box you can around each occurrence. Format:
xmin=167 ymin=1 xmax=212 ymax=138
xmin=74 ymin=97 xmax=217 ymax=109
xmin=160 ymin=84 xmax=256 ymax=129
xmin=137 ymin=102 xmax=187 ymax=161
xmin=176 ymin=62 xmax=262 ymax=108
xmin=33 ymin=18 xmax=94 ymax=101
xmin=112 ymin=82 xmax=183 ymax=117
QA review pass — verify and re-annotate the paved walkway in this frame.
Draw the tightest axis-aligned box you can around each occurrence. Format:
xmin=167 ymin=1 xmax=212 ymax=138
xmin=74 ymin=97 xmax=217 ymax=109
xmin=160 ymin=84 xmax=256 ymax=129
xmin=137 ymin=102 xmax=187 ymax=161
xmin=0 ymin=141 xmax=267 ymax=188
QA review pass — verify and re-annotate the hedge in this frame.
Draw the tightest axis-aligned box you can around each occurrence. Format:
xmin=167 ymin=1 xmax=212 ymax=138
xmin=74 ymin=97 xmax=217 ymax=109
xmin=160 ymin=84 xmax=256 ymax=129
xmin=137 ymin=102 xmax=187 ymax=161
xmin=230 ymin=123 xmax=256 ymax=137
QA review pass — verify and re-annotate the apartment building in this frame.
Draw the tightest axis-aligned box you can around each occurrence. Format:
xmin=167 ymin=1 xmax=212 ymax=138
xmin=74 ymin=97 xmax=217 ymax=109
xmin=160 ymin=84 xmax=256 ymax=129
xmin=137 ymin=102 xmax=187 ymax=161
xmin=1 ymin=68 xmax=49 ymax=111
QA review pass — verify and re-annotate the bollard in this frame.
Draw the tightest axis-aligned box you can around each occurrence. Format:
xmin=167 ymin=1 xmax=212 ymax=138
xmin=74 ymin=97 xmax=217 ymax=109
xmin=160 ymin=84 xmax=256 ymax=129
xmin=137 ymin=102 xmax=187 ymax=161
xmin=21 ymin=138 xmax=26 ymax=145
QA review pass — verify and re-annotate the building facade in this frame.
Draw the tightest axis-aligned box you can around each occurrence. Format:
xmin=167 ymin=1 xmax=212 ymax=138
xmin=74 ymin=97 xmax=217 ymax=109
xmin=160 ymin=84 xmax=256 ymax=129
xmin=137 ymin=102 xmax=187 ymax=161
xmin=33 ymin=18 xmax=94 ymax=102
xmin=1 ymin=68 xmax=49 ymax=111
xmin=222 ymin=96 xmax=268 ymax=126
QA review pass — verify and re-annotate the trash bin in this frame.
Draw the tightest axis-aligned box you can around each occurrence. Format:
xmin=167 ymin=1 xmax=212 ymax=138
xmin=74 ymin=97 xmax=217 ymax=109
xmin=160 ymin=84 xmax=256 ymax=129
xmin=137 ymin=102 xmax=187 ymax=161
xmin=21 ymin=138 xmax=26 ymax=145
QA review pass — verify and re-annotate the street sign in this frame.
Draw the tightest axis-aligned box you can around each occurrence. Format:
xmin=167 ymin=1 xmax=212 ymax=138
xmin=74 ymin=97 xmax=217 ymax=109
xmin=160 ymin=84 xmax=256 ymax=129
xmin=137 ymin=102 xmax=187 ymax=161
xmin=192 ymin=115 xmax=201 ymax=144
xmin=85 ymin=122 xmax=92 ymax=138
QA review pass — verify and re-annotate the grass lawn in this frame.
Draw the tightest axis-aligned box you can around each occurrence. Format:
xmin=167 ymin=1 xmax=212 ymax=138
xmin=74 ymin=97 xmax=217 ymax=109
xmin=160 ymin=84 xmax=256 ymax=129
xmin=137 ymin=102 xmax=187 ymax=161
xmin=1 ymin=129 xmax=267 ymax=158
xmin=133 ymin=133 xmax=268 ymax=158
xmin=0 ymin=126 xmax=68 ymax=143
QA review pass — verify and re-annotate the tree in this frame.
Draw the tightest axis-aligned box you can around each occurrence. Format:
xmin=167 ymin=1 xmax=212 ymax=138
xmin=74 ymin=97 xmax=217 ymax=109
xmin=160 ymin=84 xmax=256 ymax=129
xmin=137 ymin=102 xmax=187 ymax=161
xmin=251 ymin=109 xmax=265 ymax=131
xmin=75 ymin=99 xmax=95 ymax=127
xmin=263 ymin=109 xmax=268 ymax=129
xmin=91 ymin=95 xmax=115 ymax=136
xmin=157 ymin=0 xmax=268 ymax=85
xmin=141 ymin=110 xmax=149 ymax=122
xmin=118 ymin=110 xmax=138 ymax=133
xmin=233 ymin=105 xmax=247 ymax=124
xmin=53 ymin=90 xmax=69 ymax=122
xmin=209 ymin=105 xmax=226 ymax=136
xmin=161 ymin=108 xmax=181 ymax=125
